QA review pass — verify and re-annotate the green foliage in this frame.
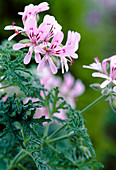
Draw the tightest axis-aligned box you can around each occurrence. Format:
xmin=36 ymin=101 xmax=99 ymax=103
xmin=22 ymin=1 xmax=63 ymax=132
xmin=0 ymin=45 xmax=103 ymax=169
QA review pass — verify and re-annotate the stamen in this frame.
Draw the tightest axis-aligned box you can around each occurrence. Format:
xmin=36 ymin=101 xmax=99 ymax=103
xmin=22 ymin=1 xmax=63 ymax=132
xmin=14 ymin=29 xmax=19 ymax=35
xmin=12 ymin=22 xmax=16 ymax=27
xmin=70 ymin=59 xmax=74 ymax=66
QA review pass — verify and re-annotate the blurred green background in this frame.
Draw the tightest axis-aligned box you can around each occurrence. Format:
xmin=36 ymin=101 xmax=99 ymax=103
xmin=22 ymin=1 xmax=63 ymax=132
xmin=1 ymin=0 xmax=116 ymax=169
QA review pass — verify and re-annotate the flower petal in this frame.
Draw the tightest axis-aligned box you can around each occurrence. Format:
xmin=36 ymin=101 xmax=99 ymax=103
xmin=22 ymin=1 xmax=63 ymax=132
xmin=100 ymin=80 xmax=111 ymax=88
xmin=71 ymin=53 xmax=78 ymax=59
xmin=92 ymin=72 xmax=109 ymax=79
xmin=35 ymin=52 xmax=41 ymax=63
xmin=13 ymin=43 xmax=29 ymax=50
xmin=50 ymin=31 xmax=64 ymax=48
xmin=48 ymin=57 xmax=57 ymax=74
xmin=8 ymin=33 xmax=19 ymax=41
xmin=4 ymin=25 xmax=23 ymax=31
xmin=37 ymin=56 xmax=46 ymax=72
xmin=24 ymin=47 xmax=33 ymax=64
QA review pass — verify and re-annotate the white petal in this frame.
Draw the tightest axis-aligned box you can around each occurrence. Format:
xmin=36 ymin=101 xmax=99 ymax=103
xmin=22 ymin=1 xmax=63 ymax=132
xmin=4 ymin=25 xmax=23 ymax=30
xmin=92 ymin=72 xmax=109 ymax=79
xmin=100 ymin=80 xmax=111 ymax=88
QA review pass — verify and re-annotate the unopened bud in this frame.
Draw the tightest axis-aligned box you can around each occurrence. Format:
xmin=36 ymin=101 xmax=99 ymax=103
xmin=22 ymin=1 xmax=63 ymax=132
xmin=110 ymin=96 xmax=116 ymax=112
xmin=19 ymin=39 xmax=30 ymax=44
xmin=101 ymin=88 xmax=110 ymax=95
xmin=90 ymin=83 xmax=101 ymax=91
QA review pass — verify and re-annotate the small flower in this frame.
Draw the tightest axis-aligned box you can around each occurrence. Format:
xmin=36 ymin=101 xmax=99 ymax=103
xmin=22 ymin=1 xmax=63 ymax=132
xmin=37 ymin=31 xmax=64 ymax=74
xmin=83 ymin=55 xmax=116 ymax=89
xmin=83 ymin=57 xmax=103 ymax=72
xmin=5 ymin=3 xmax=81 ymax=74
xmin=18 ymin=2 xmax=49 ymax=25
xmin=43 ymin=14 xmax=62 ymax=42
xmin=59 ymin=31 xmax=81 ymax=73
xmin=13 ymin=17 xmax=52 ymax=64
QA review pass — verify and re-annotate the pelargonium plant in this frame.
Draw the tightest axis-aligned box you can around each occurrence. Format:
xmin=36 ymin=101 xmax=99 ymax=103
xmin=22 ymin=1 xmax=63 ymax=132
xmin=0 ymin=2 xmax=114 ymax=170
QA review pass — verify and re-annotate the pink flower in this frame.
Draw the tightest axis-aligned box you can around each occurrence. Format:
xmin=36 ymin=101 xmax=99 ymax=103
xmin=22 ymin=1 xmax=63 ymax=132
xmin=5 ymin=3 xmax=81 ymax=74
xmin=60 ymin=73 xmax=85 ymax=108
xmin=18 ymin=2 xmax=49 ymax=25
xmin=13 ymin=17 xmax=52 ymax=64
xmin=84 ymin=55 xmax=116 ymax=89
xmin=83 ymin=57 xmax=103 ymax=72
xmin=43 ymin=15 xmax=62 ymax=42
xmin=4 ymin=2 xmax=49 ymax=41
xmin=59 ymin=31 xmax=81 ymax=73
xmin=37 ymin=31 xmax=64 ymax=74
xmin=30 ymin=66 xmax=85 ymax=120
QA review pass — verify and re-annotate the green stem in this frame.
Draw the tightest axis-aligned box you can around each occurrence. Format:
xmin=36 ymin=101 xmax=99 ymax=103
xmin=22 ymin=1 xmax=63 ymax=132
xmin=80 ymin=94 xmax=105 ymax=114
xmin=47 ymin=144 xmax=60 ymax=155
xmin=22 ymin=126 xmax=26 ymax=146
xmin=18 ymin=163 xmax=27 ymax=170
xmin=43 ymin=90 xmax=51 ymax=139
xmin=43 ymin=122 xmax=50 ymax=139
xmin=0 ymin=84 xmax=12 ymax=90
xmin=48 ymin=132 xmax=74 ymax=144
xmin=8 ymin=149 xmax=25 ymax=170
xmin=8 ymin=148 xmax=37 ymax=170
xmin=0 ymin=75 xmax=7 ymax=83
xmin=47 ymin=123 xmax=66 ymax=141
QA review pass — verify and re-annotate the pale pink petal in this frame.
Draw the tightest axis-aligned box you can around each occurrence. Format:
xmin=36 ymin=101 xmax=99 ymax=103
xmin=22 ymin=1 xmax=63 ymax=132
xmin=37 ymin=22 xmax=51 ymax=41
xmin=35 ymin=52 xmax=41 ymax=63
xmin=92 ymin=72 xmax=109 ymax=79
xmin=35 ymin=45 xmax=45 ymax=54
xmin=83 ymin=62 xmax=102 ymax=71
xmin=102 ymin=57 xmax=111 ymax=73
xmin=50 ymin=31 xmax=64 ymax=48
xmin=100 ymin=80 xmax=111 ymax=88
xmin=71 ymin=80 xmax=85 ymax=97
xmin=64 ymin=73 xmax=74 ymax=89
xmin=71 ymin=53 xmax=78 ymax=59
xmin=43 ymin=15 xmax=62 ymax=33
xmin=24 ymin=47 xmax=33 ymax=64
xmin=13 ymin=43 xmax=29 ymax=50
xmin=36 ymin=2 xmax=49 ymax=12
xmin=37 ymin=56 xmax=46 ymax=72
xmin=66 ymin=30 xmax=72 ymax=45
xmin=48 ymin=57 xmax=57 ymax=74
xmin=25 ymin=17 xmax=37 ymax=36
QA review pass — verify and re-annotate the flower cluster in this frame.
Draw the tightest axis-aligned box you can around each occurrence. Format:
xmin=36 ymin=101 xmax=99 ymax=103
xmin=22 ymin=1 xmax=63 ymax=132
xmin=83 ymin=56 xmax=116 ymax=111
xmin=83 ymin=56 xmax=116 ymax=90
xmin=4 ymin=2 xmax=81 ymax=74
xmin=25 ymin=66 xmax=85 ymax=121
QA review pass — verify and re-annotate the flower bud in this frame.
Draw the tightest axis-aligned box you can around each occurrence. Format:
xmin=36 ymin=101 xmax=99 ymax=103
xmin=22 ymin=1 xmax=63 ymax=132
xmin=19 ymin=39 xmax=30 ymax=44
xmin=110 ymin=96 xmax=116 ymax=112
xmin=101 ymin=88 xmax=110 ymax=95
xmin=90 ymin=83 xmax=101 ymax=91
